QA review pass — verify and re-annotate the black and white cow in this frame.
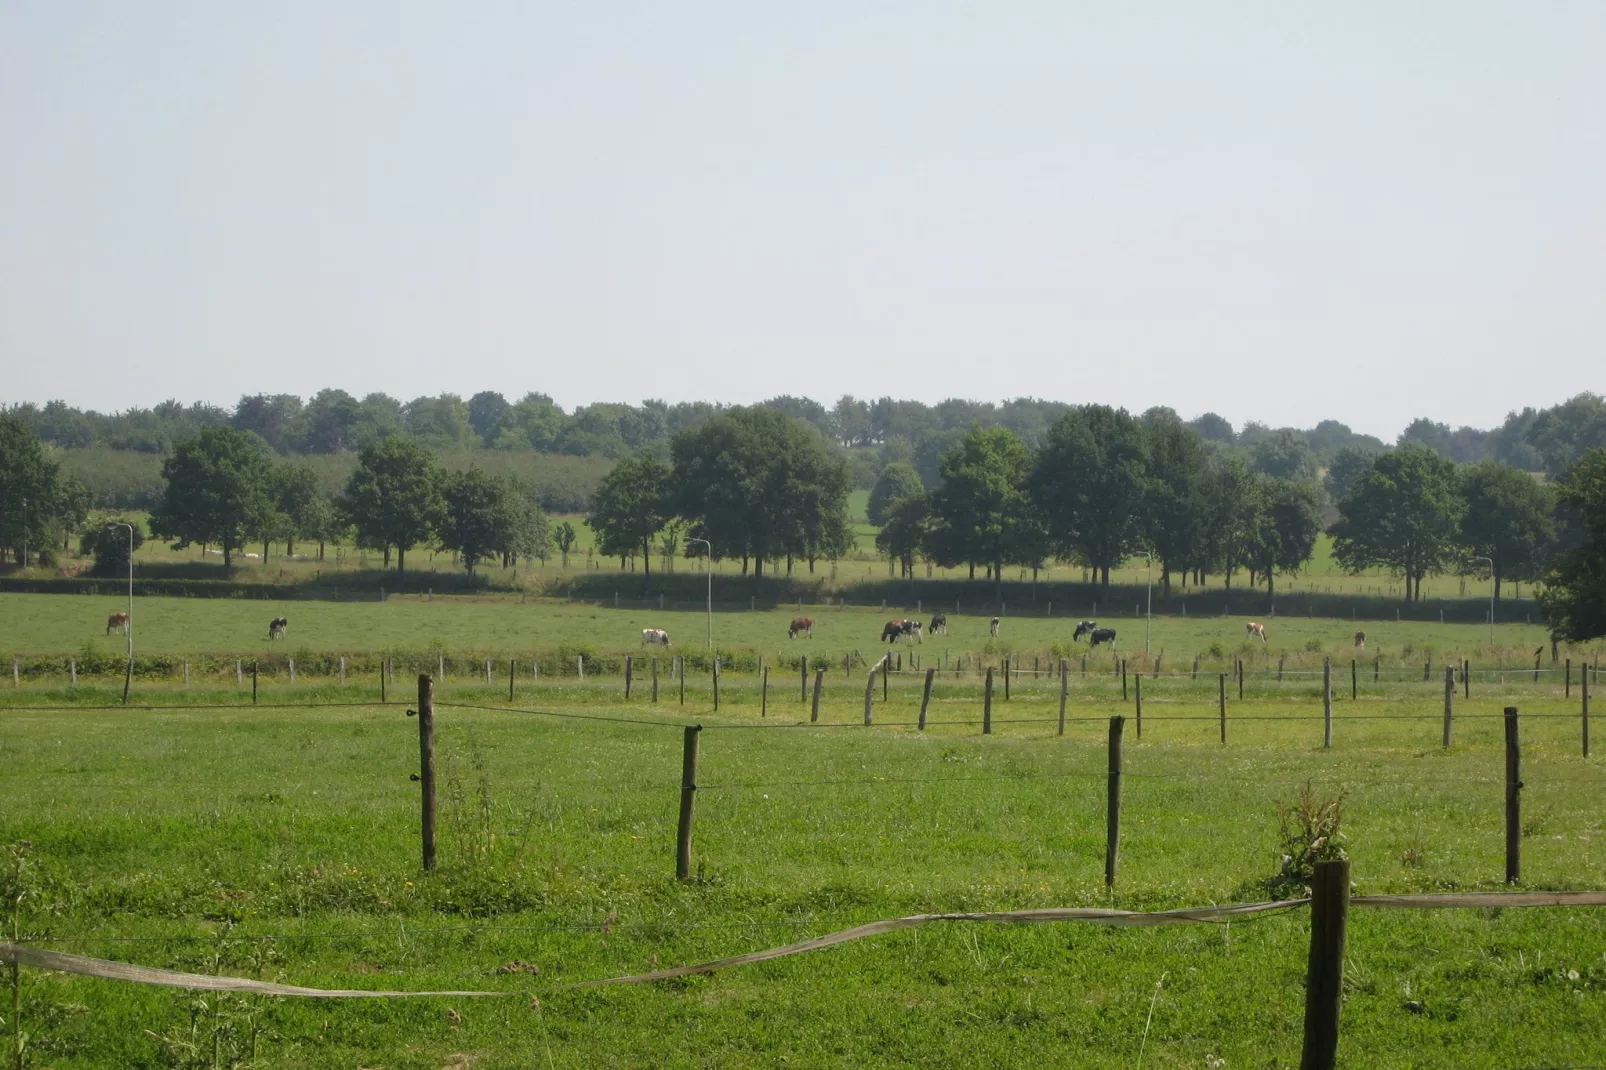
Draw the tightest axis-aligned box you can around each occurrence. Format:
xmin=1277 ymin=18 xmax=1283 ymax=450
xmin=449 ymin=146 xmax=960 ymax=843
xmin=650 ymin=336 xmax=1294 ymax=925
xmin=1072 ymin=620 xmax=1099 ymax=642
xmin=1089 ymin=627 xmax=1117 ymax=648
xmin=927 ymin=611 xmax=948 ymax=635
xmin=641 ymin=628 xmax=670 ymax=648
xmin=268 ymin=617 xmax=288 ymax=640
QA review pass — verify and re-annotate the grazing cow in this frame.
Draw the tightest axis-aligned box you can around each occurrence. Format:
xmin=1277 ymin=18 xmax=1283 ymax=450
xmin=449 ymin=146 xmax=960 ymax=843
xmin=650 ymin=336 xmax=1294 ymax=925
xmin=881 ymin=619 xmax=923 ymax=643
xmin=1090 ymin=627 xmax=1117 ymax=648
xmin=1246 ymin=621 xmax=1267 ymax=642
xmin=989 ymin=617 xmax=1000 ymax=637
xmin=788 ymin=616 xmax=815 ymax=639
xmin=268 ymin=617 xmax=288 ymax=640
xmin=1354 ymin=631 xmax=1367 ymax=649
xmin=105 ymin=612 xmax=130 ymax=636
xmin=641 ymin=628 xmax=670 ymax=648
xmin=1072 ymin=620 xmax=1098 ymax=642
xmin=928 ymin=612 xmax=948 ymax=635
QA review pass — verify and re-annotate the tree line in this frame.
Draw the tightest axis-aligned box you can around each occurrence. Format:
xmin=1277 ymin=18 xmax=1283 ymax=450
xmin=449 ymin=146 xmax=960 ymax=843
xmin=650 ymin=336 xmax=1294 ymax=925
xmin=8 ymin=390 xmax=1605 ymax=486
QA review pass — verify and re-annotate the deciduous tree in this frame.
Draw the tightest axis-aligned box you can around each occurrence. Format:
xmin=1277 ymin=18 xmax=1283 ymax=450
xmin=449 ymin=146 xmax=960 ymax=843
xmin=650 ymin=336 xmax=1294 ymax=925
xmin=1330 ymin=444 xmax=1463 ymax=602
xmin=1458 ymin=462 xmax=1555 ymax=600
xmin=1540 ymin=448 xmax=1606 ymax=641
xmin=149 ymin=427 xmax=276 ymax=567
xmin=1029 ymin=406 xmax=1148 ymax=593
xmin=341 ymin=435 xmax=445 ymax=574
xmin=588 ymin=455 xmax=672 ymax=583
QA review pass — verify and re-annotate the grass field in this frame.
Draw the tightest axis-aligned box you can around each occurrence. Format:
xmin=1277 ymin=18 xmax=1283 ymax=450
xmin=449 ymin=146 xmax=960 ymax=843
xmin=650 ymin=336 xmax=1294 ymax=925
xmin=2 ymin=664 xmax=1604 ymax=1067
xmin=0 ymin=592 xmax=1588 ymax=681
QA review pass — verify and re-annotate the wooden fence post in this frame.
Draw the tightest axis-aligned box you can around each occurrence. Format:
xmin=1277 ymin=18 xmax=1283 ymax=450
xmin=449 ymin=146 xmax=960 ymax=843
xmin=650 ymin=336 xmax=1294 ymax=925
xmin=1300 ymin=858 xmax=1350 ymax=1070
xmin=920 ymin=668 xmax=935 ymax=730
xmin=1004 ymin=657 xmax=1011 ymax=701
xmin=625 ymin=655 xmax=634 ymax=700
xmin=1566 ymin=658 xmax=1571 ymax=698
xmin=1192 ymin=655 xmax=1199 ymax=680
xmin=1583 ymin=664 xmax=1591 ymax=758
xmin=1505 ymin=707 xmax=1521 ymax=884
xmin=676 ymin=725 xmax=701 ymax=881
xmin=1442 ymin=666 xmax=1454 ymax=747
xmin=983 ymin=668 xmax=994 ymax=735
xmin=576 ymin=655 xmax=584 ymax=681
xmin=1153 ymin=652 xmax=1162 ymax=677
xmin=1134 ymin=676 xmax=1142 ymax=738
xmin=1373 ymin=656 xmax=1379 ymax=683
xmin=1218 ymin=673 xmax=1227 ymax=739
xmin=1238 ymin=658 xmax=1244 ymax=700
xmin=339 ymin=656 xmax=346 ymax=685
xmin=864 ymin=658 xmax=879 ymax=725
xmin=1351 ymin=660 xmax=1357 ymax=701
xmin=1058 ymin=659 xmax=1068 ymax=736
xmin=801 ymin=656 xmax=808 ymax=702
xmin=1323 ymin=659 xmax=1333 ymax=748
xmin=1120 ymin=660 xmax=1127 ymax=701
xmin=381 ymin=660 xmax=387 ymax=703
xmin=69 ymin=658 xmax=76 ymax=686
xmin=811 ymin=667 xmax=824 ymax=722
xmin=252 ymin=662 xmax=258 ymax=704
xmin=1105 ymin=715 xmax=1124 ymax=888
xmin=183 ymin=661 xmax=190 ymax=688
xmin=712 ymin=659 xmax=720 ymax=711
xmin=11 ymin=657 xmax=17 ymax=688
xmin=1278 ymin=655 xmax=1285 ymax=682
xmin=651 ymin=658 xmax=660 ymax=704
xmin=485 ymin=658 xmax=492 ymax=686
xmin=761 ymin=667 xmax=769 ymax=717
xmin=416 ymin=674 xmax=437 ymax=871
xmin=1464 ymin=659 xmax=1471 ymax=699
xmin=883 ymin=654 xmax=890 ymax=702
xmin=439 ymin=654 xmax=446 ymax=683
xmin=508 ymin=658 xmax=516 ymax=701
xmin=1533 ymin=651 xmax=1542 ymax=684
xmin=289 ymin=658 xmax=296 ymax=684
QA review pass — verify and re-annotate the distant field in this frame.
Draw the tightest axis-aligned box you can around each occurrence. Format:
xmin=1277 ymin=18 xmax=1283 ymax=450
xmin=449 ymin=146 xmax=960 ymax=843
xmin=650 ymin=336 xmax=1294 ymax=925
xmin=0 ymin=591 xmax=1578 ymax=670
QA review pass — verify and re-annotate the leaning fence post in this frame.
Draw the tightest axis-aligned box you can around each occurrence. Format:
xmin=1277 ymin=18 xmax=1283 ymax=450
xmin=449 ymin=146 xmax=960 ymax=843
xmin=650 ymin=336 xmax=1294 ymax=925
xmin=1443 ymin=666 xmax=1455 ymax=747
xmin=811 ymin=667 xmax=824 ymax=722
xmin=625 ymin=655 xmax=634 ymax=700
xmin=415 ymin=674 xmax=437 ymax=871
xmin=1134 ymin=675 xmax=1142 ymax=738
xmin=1003 ymin=656 xmax=1011 ymax=701
xmin=676 ymin=725 xmax=701 ymax=881
xmin=1105 ymin=715 xmax=1124 ymax=888
xmin=1300 ymin=858 xmax=1351 ymax=1070
xmin=920 ymin=668 xmax=935 ymax=730
xmin=1057 ymin=659 xmax=1068 ymax=736
xmin=1505 ymin=707 xmax=1521 ymax=884
xmin=1322 ymin=659 xmax=1333 ymax=748
xmin=983 ymin=668 xmax=994 ymax=734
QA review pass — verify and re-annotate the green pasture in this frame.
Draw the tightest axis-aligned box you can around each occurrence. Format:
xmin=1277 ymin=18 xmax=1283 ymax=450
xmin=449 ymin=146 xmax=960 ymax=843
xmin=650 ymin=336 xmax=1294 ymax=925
xmin=0 ymin=592 xmax=1580 ymax=674
xmin=1 ymin=669 xmax=1604 ymax=1067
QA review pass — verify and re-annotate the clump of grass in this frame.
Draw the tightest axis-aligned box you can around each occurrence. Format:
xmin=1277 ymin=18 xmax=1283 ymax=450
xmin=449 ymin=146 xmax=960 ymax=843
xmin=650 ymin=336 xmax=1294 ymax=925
xmin=1304 ymin=638 xmax=1324 ymax=653
xmin=1268 ymin=782 xmax=1347 ymax=897
xmin=1400 ymin=835 xmax=1428 ymax=868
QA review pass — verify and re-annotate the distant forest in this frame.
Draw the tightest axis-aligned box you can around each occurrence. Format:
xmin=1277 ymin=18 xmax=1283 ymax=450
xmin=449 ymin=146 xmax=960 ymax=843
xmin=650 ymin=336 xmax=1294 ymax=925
xmin=4 ymin=389 xmax=1605 ymax=511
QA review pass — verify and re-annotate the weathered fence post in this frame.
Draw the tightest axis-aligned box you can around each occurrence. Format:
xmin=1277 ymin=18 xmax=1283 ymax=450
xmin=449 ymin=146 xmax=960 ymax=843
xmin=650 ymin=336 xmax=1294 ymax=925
xmin=679 ymin=658 xmax=686 ymax=706
xmin=1583 ymin=664 xmax=1591 ymax=758
xmin=439 ymin=654 xmax=445 ymax=682
xmin=1218 ymin=673 xmax=1227 ymax=739
xmin=1423 ymin=658 xmax=1431 ymax=682
xmin=1351 ymin=660 xmax=1357 ymax=701
xmin=1463 ymin=659 xmax=1471 ymax=698
xmin=576 ymin=655 xmax=584 ymax=681
xmin=289 ymin=658 xmax=296 ymax=684
xmin=811 ymin=667 xmax=824 ymax=722
xmin=651 ymin=658 xmax=660 ymax=704
xmin=69 ymin=658 xmax=76 ymax=686
xmin=1373 ymin=656 xmax=1379 ymax=683
xmin=252 ymin=662 xmax=258 ymax=704
xmin=183 ymin=661 xmax=190 ymax=689
xmin=1134 ymin=675 xmax=1142 ymax=738
xmin=1004 ymin=656 xmax=1011 ymax=701
xmin=1105 ymin=715 xmax=1124 ymax=888
xmin=1153 ymin=652 xmax=1162 ymax=677
xmin=712 ymin=658 xmax=720 ymax=711
xmin=236 ymin=659 xmax=243 ymax=688
xmin=1192 ymin=655 xmax=1199 ymax=680
xmin=625 ymin=655 xmax=634 ymax=700
xmin=883 ymin=654 xmax=890 ymax=702
xmin=864 ymin=657 xmax=879 ymax=725
xmin=1323 ymin=659 xmax=1333 ymax=748
xmin=508 ymin=658 xmax=516 ymax=701
xmin=1443 ymin=666 xmax=1455 ymax=747
xmin=920 ymin=668 xmax=935 ymax=730
xmin=484 ymin=658 xmax=491 ymax=686
xmin=1533 ymin=650 xmax=1542 ymax=684
xmin=1278 ymin=655 xmax=1285 ymax=682
xmin=761 ymin=666 xmax=769 ymax=717
xmin=1120 ymin=659 xmax=1127 ymax=701
xmin=1238 ymin=657 xmax=1244 ymax=700
xmin=801 ymin=656 xmax=809 ymax=703
xmin=339 ymin=655 xmax=347 ymax=686
xmin=1058 ymin=659 xmax=1068 ymax=736
xmin=1566 ymin=657 xmax=1571 ymax=697
xmin=416 ymin=674 xmax=437 ymax=871
xmin=11 ymin=657 xmax=17 ymax=688
xmin=1300 ymin=858 xmax=1350 ymax=1070
xmin=1505 ymin=707 xmax=1521 ymax=883
xmin=983 ymin=668 xmax=994 ymax=734
xmin=381 ymin=661 xmax=387 ymax=703
xmin=676 ymin=725 xmax=701 ymax=881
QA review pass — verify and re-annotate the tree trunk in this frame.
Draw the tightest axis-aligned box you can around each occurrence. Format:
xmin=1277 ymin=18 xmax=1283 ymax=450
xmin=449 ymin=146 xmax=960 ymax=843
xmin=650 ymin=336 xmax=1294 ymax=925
xmin=263 ymin=539 xmax=270 ymax=562
xmin=397 ymin=546 xmax=407 ymax=575
xmin=755 ymin=554 xmax=764 ymax=578
xmin=968 ymin=562 xmax=975 ymax=580
xmin=1267 ymin=567 xmax=1275 ymax=597
xmin=384 ymin=546 xmax=392 ymax=568
xmin=1494 ymin=569 xmax=1502 ymax=601
xmin=1161 ymin=565 xmax=1172 ymax=597
xmin=993 ymin=557 xmax=1002 ymax=606
xmin=287 ymin=535 xmax=295 ymax=557
xmin=223 ymin=541 xmax=232 ymax=567
xmin=1101 ymin=564 xmax=1110 ymax=592
xmin=319 ymin=540 xmax=325 ymax=560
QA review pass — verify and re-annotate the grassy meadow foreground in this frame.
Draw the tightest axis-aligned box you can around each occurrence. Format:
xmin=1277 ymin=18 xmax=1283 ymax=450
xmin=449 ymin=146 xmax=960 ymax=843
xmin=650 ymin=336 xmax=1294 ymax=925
xmin=2 ymin=654 xmax=1604 ymax=1067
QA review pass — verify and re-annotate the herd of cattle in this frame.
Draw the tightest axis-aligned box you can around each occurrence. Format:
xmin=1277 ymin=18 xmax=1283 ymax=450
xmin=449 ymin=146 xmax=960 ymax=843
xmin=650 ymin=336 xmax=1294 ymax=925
xmin=102 ymin=612 xmax=1371 ymax=652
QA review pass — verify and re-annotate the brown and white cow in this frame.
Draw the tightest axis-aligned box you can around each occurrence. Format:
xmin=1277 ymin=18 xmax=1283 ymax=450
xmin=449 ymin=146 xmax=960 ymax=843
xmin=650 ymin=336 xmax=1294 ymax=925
xmin=881 ymin=619 xmax=922 ymax=643
xmin=106 ymin=612 xmax=130 ymax=636
xmin=1245 ymin=621 xmax=1267 ymax=642
xmin=788 ymin=617 xmax=815 ymax=639
xmin=641 ymin=628 xmax=670 ymax=648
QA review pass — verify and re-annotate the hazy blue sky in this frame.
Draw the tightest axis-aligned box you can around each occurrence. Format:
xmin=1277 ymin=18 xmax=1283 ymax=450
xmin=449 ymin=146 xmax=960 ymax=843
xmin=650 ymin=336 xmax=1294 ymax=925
xmin=2 ymin=3 xmax=1602 ymax=438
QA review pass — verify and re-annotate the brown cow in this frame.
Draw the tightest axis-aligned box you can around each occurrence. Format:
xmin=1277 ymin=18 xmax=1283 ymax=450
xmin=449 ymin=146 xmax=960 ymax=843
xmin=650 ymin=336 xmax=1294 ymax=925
xmin=105 ymin=612 xmax=130 ymax=636
xmin=1245 ymin=621 xmax=1267 ymax=642
xmin=788 ymin=616 xmax=815 ymax=639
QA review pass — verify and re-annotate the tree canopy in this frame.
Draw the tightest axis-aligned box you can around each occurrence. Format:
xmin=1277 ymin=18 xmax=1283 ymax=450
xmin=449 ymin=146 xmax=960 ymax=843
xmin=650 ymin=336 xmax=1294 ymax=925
xmin=1330 ymin=445 xmax=1464 ymax=602
xmin=1540 ymin=448 xmax=1606 ymax=641
xmin=149 ymin=426 xmax=276 ymax=567
xmin=341 ymin=436 xmax=446 ymax=574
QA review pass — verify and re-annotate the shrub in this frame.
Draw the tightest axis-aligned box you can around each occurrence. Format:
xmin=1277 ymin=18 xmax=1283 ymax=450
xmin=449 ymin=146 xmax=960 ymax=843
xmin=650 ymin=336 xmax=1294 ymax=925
xmin=1267 ymin=782 xmax=1346 ymax=897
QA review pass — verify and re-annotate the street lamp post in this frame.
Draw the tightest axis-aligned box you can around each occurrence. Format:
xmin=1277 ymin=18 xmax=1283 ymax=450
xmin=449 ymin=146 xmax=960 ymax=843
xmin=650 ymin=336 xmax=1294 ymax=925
xmin=1472 ymin=555 xmax=1495 ymax=648
xmin=687 ymin=538 xmax=713 ymax=649
xmin=108 ymin=522 xmax=134 ymax=703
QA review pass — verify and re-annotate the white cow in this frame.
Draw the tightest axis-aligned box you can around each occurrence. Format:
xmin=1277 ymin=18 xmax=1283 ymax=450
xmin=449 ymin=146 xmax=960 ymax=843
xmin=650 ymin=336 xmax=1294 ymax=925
xmin=641 ymin=628 xmax=670 ymax=648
